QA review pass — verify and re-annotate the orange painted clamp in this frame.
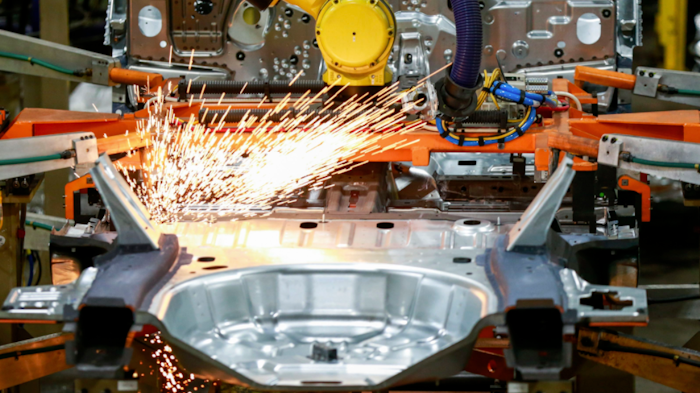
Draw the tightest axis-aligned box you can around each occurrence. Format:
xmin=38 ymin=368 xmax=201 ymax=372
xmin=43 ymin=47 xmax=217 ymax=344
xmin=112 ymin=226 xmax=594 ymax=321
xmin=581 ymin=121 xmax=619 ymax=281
xmin=548 ymin=133 xmax=600 ymax=158
xmin=109 ymin=68 xmax=163 ymax=86
xmin=618 ymin=175 xmax=651 ymax=222
xmin=574 ymin=66 xmax=637 ymax=90
xmin=65 ymin=175 xmax=95 ymax=220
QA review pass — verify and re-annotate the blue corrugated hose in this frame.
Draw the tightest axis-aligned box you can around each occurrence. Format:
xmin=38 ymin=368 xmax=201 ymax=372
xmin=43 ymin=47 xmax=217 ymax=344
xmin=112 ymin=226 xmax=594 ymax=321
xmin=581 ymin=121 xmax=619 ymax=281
xmin=449 ymin=0 xmax=483 ymax=88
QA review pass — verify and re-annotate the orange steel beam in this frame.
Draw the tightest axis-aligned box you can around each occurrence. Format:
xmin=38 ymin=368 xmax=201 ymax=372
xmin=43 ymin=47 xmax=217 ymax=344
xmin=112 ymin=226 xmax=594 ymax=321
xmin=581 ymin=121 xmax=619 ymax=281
xmin=569 ymin=110 xmax=700 ymax=142
xmin=574 ymin=66 xmax=637 ymax=90
xmin=548 ymin=132 xmax=600 ymax=158
xmin=97 ymin=132 xmax=151 ymax=155
xmin=1 ymin=89 xmax=698 ymax=172
xmin=109 ymin=68 xmax=163 ymax=86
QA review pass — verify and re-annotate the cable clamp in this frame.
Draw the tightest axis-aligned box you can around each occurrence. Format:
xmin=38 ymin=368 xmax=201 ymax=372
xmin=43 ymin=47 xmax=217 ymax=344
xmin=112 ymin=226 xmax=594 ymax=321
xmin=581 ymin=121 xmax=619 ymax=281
xmin=515 ymin=126 xmax=524 ymax=137
xmin=478 ymin=136 xmax=485 ymax=147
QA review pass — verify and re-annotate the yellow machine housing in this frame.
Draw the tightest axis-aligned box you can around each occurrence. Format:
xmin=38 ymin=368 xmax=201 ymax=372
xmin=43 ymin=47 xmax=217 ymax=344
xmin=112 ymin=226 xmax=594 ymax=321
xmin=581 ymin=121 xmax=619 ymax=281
xmin=272 ymin=0 xmax=396 ymax=86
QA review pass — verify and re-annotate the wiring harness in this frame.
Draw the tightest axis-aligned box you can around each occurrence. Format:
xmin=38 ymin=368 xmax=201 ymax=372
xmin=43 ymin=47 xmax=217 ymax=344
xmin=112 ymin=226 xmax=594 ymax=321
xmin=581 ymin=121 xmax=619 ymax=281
xmin=436 ymin=69 xmax=565 ymax=147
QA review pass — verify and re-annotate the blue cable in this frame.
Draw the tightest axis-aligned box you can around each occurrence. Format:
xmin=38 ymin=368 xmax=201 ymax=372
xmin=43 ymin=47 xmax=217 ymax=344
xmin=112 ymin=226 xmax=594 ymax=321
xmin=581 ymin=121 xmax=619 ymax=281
xmin=492 ymin=89 xmax=540 ymax=107
xmin=545 ymin=97 xmax=559 ymax=108
xmin=492 ymin=82 xmax=546 ymax=102
xmin=437 ymin=79 xmax=549 ymax=147
xmin=437 ymin=108 xmax=537 ymax=147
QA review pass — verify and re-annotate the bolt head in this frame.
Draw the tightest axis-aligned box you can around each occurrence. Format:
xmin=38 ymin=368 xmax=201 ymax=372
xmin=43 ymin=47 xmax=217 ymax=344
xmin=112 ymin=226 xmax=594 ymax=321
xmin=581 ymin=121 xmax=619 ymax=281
xmin=621 ymin=20 xmax=636 ymax=32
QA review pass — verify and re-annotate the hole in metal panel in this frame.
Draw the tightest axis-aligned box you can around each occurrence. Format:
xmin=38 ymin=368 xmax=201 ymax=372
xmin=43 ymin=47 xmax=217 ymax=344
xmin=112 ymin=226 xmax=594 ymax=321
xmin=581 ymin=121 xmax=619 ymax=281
xmin=462 ymin=220 xmax=481 ymax=226
xmin=577 ymin=13 xmax=602 ymax=45
xmin=202 ymin=265 xmax=227 ymax=270
xmin=377 ymin=222 xmax=395 ymax=229
xmin=198 ymin=257 xmax=216 ymax=262
xmin=300 ymin=222 xmax=318 ymax=229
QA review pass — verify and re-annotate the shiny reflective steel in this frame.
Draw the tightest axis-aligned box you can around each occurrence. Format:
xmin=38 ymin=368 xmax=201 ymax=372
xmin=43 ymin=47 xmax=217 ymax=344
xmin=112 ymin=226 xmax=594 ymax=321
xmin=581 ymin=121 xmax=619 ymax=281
xmin=158 ymin=264 xmax=496 ymax=387
xmin=122 ymin=0 xmax=625 ymax=85
xmin=144 ymin=217 xmax=504 ymax=388
xmin=482 ymin=0 xmax=616 ymax=72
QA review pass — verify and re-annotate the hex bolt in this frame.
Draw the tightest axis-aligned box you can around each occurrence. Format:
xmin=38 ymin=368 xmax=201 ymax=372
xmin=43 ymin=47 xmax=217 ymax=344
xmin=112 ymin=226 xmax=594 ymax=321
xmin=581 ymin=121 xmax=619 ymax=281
xmin=602 ymin=9 xmax=611 ymax=18
xmin=554 ymin=48 xmax=564 ymax=58
xmin=622 ymin=179 xmax=629 ymax=186
xmin=236 ymin=51 xmax=245 ymax=61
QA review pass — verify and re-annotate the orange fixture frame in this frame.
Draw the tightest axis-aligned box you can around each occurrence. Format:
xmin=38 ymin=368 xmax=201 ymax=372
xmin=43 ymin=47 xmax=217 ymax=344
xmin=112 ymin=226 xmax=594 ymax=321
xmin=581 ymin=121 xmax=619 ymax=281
xmin=0 ymin=76 xmax=697 ymax=224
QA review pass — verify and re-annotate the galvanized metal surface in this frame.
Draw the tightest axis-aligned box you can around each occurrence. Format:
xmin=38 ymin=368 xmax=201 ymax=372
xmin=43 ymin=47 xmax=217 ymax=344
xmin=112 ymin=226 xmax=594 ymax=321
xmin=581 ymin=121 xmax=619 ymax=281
xmin=560 ymin=268 xmax=646 ymax=323
xmin=156 ymin=263 xmax=497 ymax=387
xmin=0 ymin=29 xmax=118 ymax=85
xmin=597 ymin=134 xmax=700 ymax=185
xmin=89 ymin=154 xmax=162 ymax=249
xmin=0 ymin=268 xmax=97 ymax=322
xmin=123 ymin=0 xmax=622 ymax=85
xmin=633 ymin=66 xmax=700 ymax=106
xmin=482 ymin=0 xmax=616 ymax=72
xmin=0 ymin=133 xmax=98 ymax=181
xmin=507 ymin=155 xmax=575 ymax=250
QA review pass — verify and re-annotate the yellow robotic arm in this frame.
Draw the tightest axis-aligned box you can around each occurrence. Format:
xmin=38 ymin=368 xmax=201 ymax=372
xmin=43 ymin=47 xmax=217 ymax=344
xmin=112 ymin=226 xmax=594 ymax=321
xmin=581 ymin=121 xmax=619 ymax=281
xmin=250 ymin=0 xmax=396 ymax=86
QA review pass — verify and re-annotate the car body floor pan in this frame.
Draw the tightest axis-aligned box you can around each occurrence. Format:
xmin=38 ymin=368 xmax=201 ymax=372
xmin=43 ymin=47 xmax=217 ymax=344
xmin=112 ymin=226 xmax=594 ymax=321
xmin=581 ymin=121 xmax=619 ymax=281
xmin=154 ymin=263 xmax=498 ymax=388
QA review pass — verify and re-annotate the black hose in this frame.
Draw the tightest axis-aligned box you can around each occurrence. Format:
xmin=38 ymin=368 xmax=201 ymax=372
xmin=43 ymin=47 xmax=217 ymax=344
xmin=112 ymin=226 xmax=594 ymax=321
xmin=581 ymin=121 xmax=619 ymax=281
xmin=0 ymin=344 xmax=65 ymax=361
xmin=598 ymin=340 xmax=700 ymax=368
xmin=33 ymin=250 xmax=42 ymax=286
xmin=648 ymin=294 xmax=700 ymax=304
xmin=435 ymin=0 xmax=483 ymax=118
xmin=179 ymin=79 xmax=326 ymax=98
xmin=460 ymin=109 xmax=508 ymax=127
